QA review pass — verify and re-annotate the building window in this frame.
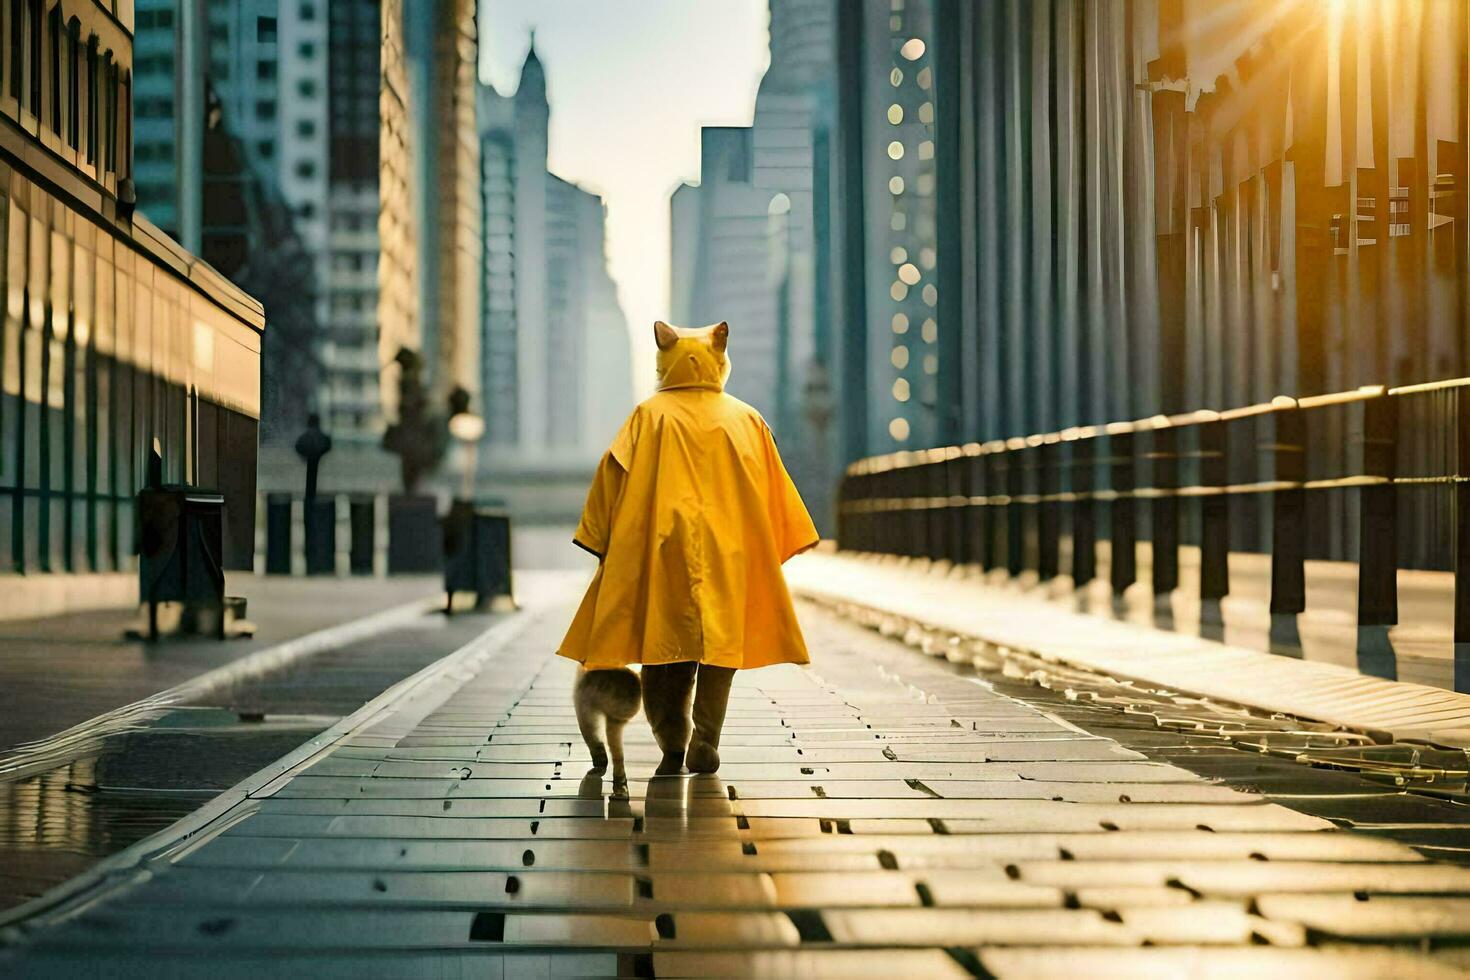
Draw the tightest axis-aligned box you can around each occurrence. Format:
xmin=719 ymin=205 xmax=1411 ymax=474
xmin=296 ymin=119 xmax=315 ymax=138
xmin=257 ymin=140 xmax=275 ymax=158
xmin=257 ymin=16 xmax=277 ymax=42
xmin=9 ymin=0 xmax=22 ymax=101
xmin=294 ymin=160 xmax=315 ymax=178
xmin=46 ymin=2 xmax=58 ymax=133
xmin=300 ymin=2 xmax=316 ymax=20
xmin=257 ymin=60 xmax=276 ymax=80
xmin=27 ymin=0 xmax=40 ymax=114
xmin=66 ymin=20 xmax=80 ymax=149
xmin=298 ymin=42 xmax=315 ymax=59
xmin=298 ymin=202 xmax=315 ymax=219
xmin=86 ymin=38 xmax=99 ymax=165
xmin=297 ymin=79 xmax=316 ymax=98
xmin=256 ymin=99 xmax=276 ymax=119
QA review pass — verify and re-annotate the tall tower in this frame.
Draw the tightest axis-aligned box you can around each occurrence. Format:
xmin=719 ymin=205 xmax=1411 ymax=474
xmin=513 ymin=39 xmax=551 ymax=448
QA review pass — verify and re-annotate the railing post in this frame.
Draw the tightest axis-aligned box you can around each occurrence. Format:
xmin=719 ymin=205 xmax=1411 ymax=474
xmin=1269 ymin=402 xmax=1307 ymax=620
xmin=947 ymin=451 xmax=969 ymax=566
xmin=928 ymin=458 xmax=948 ymax=562
xmin=1198 ymin=417 xmax=1230 ymax=604
xmin=1455 ymin=387 xmax=1470 ymax=693
xmin=1071 ymin=433 xmax=1096 ymax=588
xmin=988 ymin=447 xmax=1008 ymax=574
xmin=905 ymin=461 xmax=917 ymax=558
xmin=1356 ymin=393 xmax=1397 ymax=625
xmin=1110 ymin=429 xmax=1137 ymax=595
xmin=1006 ymin=440 xmax=1024 ymax=577
xmin=975 ymin=447 xmax=994 ymax=571
xmin=1150 ymin=424 xmax=1179 ymax=597
xmin=963 ymin=448 xmax=983 ymax=569
xmin=1037 ymin=437 xmax=1059 ymax=582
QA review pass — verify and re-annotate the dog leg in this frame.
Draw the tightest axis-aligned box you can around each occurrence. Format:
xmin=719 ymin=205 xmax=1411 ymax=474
xmin=576 ymin=703 xmax=608 ymax=771
xmin=605 ymin=719 xmax=629 ymax=797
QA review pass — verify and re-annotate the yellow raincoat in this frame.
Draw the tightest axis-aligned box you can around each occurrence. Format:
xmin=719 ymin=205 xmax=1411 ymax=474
xmin=558 ymin=321 xmax=819 ymax=670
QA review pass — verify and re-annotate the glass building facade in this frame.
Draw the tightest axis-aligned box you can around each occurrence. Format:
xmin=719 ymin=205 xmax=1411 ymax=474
xmin=0 ymin=0 xmax=264 ymax=583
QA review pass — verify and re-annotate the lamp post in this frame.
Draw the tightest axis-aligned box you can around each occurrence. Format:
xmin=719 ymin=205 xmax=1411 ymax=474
xmin=448 ymin=411 xmax=484 ymax=502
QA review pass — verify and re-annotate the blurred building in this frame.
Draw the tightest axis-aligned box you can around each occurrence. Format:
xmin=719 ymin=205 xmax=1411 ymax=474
xmin=671 ymin=0 xmax=835 ymax=528
xmin=825 ymin=0 xmax=1470 ymax=455
xmin=133 ymin=0 xmax=385 ymax=445
xmin=476 ymin=44 xmax=632 ymax=460
xmin=0 ymin=0 xmax=265 ymax=616
xmin=670 ymin=127 xmax=777 ymax=414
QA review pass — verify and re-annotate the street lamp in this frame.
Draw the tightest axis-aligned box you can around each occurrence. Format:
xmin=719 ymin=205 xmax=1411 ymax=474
xmin=448 ymin=410 xmax=484 ymax=501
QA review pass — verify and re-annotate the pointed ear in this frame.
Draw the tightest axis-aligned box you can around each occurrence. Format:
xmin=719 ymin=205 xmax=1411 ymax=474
xmin=712 ymin=321 xmax=729 ymax=353
xmin=654 ymin=320 xmax=678 ymax=351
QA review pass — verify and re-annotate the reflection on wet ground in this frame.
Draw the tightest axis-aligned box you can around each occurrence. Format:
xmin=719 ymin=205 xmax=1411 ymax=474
xmin=0 ymin=611 xmax=497 ymax=912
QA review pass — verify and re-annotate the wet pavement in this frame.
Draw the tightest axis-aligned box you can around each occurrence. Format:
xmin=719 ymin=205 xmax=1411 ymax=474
xmin=0 ymin=574 xmax=442 ymax=754
xmin=3 ymin=583 xmax=1467 ymax=977
xmin=0 ymin=608 xmax=498 ymax=913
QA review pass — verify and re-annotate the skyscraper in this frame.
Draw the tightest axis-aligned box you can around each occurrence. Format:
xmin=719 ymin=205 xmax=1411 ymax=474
xmin=476 ymin=43 xmax=633 ymax=460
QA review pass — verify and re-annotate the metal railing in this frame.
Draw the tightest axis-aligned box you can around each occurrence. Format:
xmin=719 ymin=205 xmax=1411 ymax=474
xmin=837 ymin=377 xmax=1470 ymax=687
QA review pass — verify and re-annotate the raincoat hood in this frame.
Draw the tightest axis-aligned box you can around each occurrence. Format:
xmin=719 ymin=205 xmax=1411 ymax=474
xmin=655 ymin=320 xmax=731 ymax=392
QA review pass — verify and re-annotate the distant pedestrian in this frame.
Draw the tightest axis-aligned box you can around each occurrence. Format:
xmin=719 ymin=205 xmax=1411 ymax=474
xmin=561 ymin=320 xmax=819 ymax=790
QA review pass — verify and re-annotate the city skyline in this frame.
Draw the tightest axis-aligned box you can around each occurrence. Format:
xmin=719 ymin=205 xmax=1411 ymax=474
xmin=479 ymin=0 xmax=770 ymax=396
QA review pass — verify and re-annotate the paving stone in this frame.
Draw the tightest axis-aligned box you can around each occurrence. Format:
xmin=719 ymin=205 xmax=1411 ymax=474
xmin=976 ymin=946 xmax=1463 ymax=979
xmin=653 ymin=949 xmax=973 ymax=979
xmin=4 ymin=591 xmax=1466 ymax=974
xmin=1254 ymin=895 xmax=1470 ymax=939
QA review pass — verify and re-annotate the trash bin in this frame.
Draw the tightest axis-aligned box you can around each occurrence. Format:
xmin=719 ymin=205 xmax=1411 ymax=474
xmin=442 ymin=501 xmax=514 ymax=613
xmin=138 ymin=485 xmax=227 ymax=638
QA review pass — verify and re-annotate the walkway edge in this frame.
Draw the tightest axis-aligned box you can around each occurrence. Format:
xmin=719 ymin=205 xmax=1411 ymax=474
xmin=0 ymin=606 xmax=536 ymax=938
xmin=0 ymin=594 xmax=444 ymax=783
xmin=786 ymin=552 xmax=1470 ymax=750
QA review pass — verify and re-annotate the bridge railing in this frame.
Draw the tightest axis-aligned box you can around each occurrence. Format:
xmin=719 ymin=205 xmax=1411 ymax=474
xmin=837 ymin=377 xmax=1470 ymax=652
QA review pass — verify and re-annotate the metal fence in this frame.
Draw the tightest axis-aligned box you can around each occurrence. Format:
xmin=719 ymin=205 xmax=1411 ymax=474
xmin=837 ymin=377 xmax=1470 ymax=662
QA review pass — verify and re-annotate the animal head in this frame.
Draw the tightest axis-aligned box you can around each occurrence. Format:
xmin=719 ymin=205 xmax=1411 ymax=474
xmin=654 ymin=320 xmax=731 ymax=391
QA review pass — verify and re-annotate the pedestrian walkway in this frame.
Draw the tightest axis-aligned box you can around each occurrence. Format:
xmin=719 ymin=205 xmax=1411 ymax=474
xmin=787 ymin=551 xmax=1470 ymax=749
xmin=3 ymin=578 xmax=1468 ymax=977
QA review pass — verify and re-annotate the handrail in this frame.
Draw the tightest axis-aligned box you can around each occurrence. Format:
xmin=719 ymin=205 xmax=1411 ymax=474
xmin=845 ymin=376 xmax=1456 ymax=477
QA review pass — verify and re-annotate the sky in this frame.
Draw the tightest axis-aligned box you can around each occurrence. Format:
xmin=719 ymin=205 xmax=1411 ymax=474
xmin=479 ymin=1 xmax=771 ymax=396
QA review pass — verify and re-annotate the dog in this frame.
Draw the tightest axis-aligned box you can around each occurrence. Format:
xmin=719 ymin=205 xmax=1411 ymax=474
xmin=573 ymin=667 xmax=641 ymax=796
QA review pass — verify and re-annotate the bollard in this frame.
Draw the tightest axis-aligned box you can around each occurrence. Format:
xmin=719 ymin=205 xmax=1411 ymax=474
xmin=265 ymin=492 xmax=292 ymax=575
xmin=1005 ymin=444 xmax=1024 ymax=577
xmin=304 ymin=495 xmax=335 ymax=576
xmin=349 ymin=496 xmax=375 ymax=575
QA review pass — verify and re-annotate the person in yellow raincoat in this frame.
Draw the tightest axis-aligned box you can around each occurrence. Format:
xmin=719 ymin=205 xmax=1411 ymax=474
xmin=558 ymin=319 xmax=820 ymax=774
